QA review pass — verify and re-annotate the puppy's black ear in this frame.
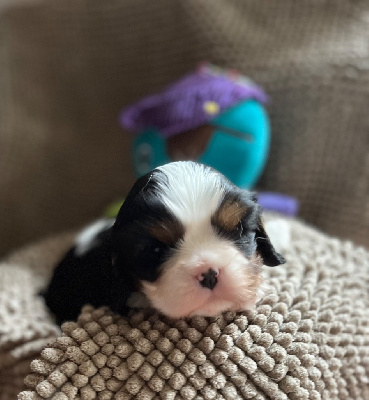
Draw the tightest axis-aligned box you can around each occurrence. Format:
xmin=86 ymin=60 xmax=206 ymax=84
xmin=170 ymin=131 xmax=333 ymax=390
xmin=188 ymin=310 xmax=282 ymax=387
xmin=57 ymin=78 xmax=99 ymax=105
xmin=255 ymin=218 xmax=286 ymax=267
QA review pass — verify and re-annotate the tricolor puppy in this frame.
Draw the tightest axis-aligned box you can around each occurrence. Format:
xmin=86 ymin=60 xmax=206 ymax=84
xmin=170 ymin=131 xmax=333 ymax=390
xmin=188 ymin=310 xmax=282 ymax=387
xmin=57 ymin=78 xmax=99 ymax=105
xmin=43 ymin=161 xmax=285 ymax=323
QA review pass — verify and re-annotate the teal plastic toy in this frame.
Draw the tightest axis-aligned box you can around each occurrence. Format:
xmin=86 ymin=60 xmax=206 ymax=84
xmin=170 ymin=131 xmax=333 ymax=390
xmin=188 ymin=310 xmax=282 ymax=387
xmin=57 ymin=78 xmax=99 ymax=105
xmin=121 ymin=63 xmax=271 ymax=189
xmin=133 ymin=99 xmax=269 ymax=189
xmin=117 ymin=65 xmax=299 ymax=217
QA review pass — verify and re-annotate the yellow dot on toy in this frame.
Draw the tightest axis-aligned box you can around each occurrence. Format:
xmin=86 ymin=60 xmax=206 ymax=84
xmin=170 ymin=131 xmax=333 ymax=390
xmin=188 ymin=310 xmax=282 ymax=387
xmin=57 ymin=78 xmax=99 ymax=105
xmin=203 ymin=101 xmax=220 ymax=115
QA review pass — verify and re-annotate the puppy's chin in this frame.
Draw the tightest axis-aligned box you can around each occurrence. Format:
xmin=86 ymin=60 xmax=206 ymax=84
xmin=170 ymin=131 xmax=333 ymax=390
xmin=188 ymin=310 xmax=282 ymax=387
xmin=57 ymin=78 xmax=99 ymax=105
xmin=141 ymin=242 xmax=263 ymax=319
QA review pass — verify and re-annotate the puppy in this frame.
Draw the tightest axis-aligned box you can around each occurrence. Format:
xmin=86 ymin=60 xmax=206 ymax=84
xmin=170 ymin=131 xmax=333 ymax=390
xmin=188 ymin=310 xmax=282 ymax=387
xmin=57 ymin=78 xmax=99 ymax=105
xmin=43 ymin=161 xmax=285 ymax=323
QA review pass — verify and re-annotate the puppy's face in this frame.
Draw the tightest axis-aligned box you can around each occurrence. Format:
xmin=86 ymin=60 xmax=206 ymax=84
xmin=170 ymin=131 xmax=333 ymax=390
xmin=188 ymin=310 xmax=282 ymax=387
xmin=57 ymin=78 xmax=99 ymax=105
xmin=112 ymin=161 xmax=284 ymax=318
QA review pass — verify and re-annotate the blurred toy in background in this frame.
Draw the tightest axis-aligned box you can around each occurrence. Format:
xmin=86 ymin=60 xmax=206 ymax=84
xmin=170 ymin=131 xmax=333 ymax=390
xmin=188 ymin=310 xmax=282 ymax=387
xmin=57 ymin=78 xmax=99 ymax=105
xmin=121 ymin=63 xmax=269 ymax=189
xmin=118 ymin=63 xmax=298 ymax=217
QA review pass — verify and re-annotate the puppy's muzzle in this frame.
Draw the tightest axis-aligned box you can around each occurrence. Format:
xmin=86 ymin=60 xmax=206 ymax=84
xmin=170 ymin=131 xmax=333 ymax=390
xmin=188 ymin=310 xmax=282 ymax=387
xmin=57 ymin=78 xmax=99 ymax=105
xmin=197 ymin=268 xmax=219 ymax=290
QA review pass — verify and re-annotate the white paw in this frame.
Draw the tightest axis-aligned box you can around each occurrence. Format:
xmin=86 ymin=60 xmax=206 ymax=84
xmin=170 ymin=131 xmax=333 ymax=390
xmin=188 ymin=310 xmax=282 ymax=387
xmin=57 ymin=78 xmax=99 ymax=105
xmin=265 ymin=219 xmax=291 ymax=252
xmin=74 ymin=218 xmax=114 ymax=257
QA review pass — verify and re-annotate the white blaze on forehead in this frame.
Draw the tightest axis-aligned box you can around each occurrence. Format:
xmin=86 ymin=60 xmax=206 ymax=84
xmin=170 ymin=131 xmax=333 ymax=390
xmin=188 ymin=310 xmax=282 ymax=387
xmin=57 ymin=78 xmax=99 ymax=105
xmin=156 ymin=162 xmax=225 ymax=225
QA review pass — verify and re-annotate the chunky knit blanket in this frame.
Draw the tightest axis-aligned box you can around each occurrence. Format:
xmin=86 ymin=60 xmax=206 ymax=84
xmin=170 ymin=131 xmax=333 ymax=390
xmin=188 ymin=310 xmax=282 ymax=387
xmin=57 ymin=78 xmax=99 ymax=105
xmin=0 ymin=234 xmax=76 ymax=400
xmin=0 ymin=216 xmax=366 ymax=400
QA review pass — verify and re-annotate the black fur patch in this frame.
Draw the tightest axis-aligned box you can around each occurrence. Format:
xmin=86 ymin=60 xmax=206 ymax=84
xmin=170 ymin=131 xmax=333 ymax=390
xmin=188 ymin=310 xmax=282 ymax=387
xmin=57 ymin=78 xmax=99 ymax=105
xmin=42 ymin=230 xmax=114 ymax=324
xmin=211 ymin=183 xmax=285 ymax=266
xmin=43 ymin=169 xmax=184 ymax=323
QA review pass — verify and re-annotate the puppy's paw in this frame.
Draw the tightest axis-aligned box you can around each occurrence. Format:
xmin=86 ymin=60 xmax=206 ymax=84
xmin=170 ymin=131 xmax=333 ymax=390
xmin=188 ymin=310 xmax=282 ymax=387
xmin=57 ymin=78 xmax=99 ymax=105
xmin=126 ymin=291 xmax=151 ymax=309
xmin=265 ymin=219 xmax=291 ymax=253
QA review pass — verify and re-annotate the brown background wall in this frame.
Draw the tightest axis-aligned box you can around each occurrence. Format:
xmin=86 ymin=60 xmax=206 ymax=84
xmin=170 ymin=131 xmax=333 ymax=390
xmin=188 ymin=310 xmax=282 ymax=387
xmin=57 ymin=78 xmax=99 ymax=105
xmin=1 ymin=0 xmax=368 ymax=255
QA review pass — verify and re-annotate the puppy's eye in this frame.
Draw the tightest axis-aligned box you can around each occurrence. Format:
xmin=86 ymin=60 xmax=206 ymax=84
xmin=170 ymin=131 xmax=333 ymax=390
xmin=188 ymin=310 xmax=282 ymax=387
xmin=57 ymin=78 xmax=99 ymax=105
xmin=151 ymin=243 xmax=169 ymax=257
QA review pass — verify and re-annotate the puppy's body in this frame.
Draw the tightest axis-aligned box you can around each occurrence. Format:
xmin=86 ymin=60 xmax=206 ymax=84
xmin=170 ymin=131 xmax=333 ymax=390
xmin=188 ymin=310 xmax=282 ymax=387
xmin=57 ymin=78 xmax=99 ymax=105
xmin=42 ymin=220 xmax=115 ymax=324
xmin=43 ymin=162 xmax=284 ymax=323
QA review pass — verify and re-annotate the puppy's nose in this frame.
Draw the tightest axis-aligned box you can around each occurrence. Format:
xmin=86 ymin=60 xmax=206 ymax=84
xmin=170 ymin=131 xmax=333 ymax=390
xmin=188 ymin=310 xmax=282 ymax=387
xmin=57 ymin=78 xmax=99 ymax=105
xmin=197 ymin=268 xmax=219 ymax=290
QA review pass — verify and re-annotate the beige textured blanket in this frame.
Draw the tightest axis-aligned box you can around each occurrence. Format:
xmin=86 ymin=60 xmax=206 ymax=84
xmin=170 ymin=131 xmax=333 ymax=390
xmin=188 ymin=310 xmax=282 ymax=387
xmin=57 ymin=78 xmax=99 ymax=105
xmin=0 ymin=216 xmax=367 ymax=399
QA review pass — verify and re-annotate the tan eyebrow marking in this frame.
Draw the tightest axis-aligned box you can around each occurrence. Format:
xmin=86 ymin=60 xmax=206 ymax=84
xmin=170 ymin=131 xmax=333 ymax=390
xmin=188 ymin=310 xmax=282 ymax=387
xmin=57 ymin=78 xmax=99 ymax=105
xmin=147 ymin=219 xmax=184 ymax=246
xmin=212 ymin=200 xmax=248 ymax=231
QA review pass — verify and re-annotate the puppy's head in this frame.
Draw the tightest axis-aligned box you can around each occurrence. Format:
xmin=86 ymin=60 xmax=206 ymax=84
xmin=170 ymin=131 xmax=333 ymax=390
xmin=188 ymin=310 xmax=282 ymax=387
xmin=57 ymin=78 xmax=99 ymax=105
xmin=112 ymin=161 xmax=284 ymax=318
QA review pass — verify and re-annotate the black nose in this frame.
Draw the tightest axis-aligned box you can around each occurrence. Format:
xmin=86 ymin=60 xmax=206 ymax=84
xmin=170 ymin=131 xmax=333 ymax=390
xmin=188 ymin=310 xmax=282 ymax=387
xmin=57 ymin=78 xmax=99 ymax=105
xmin=199 ymin=269 xmax=218 ymax=290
